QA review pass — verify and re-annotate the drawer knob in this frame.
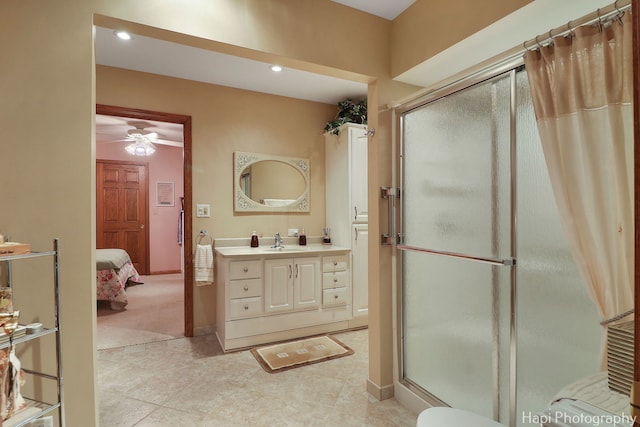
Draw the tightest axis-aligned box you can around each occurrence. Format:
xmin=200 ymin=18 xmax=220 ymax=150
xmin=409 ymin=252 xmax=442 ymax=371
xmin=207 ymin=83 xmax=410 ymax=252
xmin=333 ymin=261 xmax=338 ymax=266
xmin=244 ymin=304 xmax=249 ymax=310
xmin=244 ymin=285 xmax=249 ymax=291
xmin=334 ymin=295 xmax=338 ymax=299
xmin=333 ymin=278 xmax=338 ymax=283
xmin=243 ymin=267 xmax=249 ymax=272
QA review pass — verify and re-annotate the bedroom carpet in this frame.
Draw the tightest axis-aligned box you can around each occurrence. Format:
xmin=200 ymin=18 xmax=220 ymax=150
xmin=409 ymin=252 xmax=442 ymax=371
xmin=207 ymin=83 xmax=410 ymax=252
xmin=97 ymin=273 xmax=184 ymax=350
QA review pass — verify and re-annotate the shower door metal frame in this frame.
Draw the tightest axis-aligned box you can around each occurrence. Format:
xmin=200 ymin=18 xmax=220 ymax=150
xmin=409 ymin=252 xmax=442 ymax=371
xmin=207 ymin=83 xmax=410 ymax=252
xmin=395 ymin=59 xmax=524 ymax=427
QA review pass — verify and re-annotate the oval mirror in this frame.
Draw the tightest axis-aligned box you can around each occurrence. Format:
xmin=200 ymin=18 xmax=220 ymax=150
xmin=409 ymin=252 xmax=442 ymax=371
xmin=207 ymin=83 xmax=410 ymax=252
xmin=234 ymin=152 xmax=310 ymax=212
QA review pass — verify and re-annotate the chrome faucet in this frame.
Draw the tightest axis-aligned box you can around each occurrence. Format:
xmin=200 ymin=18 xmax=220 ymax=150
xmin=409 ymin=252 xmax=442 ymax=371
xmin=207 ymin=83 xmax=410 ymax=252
xmin=272 ymin=232 xmax=284 ymax=249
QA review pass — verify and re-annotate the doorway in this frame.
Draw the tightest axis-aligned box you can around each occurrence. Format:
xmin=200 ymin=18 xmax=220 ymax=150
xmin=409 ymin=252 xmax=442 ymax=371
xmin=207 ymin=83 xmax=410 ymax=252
xmin=96 ymin=104 xmax=194 ymax=338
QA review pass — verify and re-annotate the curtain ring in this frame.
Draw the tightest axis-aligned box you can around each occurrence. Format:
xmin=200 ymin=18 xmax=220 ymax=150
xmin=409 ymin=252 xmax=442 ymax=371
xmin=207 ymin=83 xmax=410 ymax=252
xmin=565 ymin=20 xmax=574 ymax=39
xmin=535 ymin=34 xmax=543 ymax=48
xmin=613 ymin=0 xmax=624 ymax=24
xmin=596 ymin=8 xmax=603 ymax=31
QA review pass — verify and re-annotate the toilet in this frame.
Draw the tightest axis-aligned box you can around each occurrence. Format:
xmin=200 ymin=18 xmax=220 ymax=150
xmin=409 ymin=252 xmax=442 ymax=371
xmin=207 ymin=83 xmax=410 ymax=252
xmin=416 ymin=407 xmax=504 ymax=427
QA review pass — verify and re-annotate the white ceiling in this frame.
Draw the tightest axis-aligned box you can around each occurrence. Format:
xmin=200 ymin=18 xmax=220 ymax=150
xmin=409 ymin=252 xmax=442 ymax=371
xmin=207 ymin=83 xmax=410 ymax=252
xmin=331 ymin=0 xmax=416 ymax=20
xmin=95 ymin=26 xmax=369 ymax=106
xmin=94 ymin=0 xmax=416 ymax=143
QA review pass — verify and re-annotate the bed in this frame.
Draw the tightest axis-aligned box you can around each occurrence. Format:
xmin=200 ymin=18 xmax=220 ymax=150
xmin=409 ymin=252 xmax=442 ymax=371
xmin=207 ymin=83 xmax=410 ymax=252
xmin=96 ymin=248 xmax=143 ymax=310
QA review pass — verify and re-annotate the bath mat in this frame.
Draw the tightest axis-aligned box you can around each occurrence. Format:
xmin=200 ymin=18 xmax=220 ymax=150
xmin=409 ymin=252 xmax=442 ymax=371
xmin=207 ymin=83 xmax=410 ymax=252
xmin=250 ymin=335 xmax=353 ymax=373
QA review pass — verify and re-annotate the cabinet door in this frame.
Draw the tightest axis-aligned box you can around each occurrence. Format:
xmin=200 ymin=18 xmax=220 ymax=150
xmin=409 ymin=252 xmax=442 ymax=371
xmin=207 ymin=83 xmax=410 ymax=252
xmin=293 ymin=257 xmax=321 ymax=309
xmin=352 ymin=224 xmax=369 ymax=318
xmin=349 ymin=126 xmax=368 ymax=223
xmin=264 ymin=258 xmax=293 ymax=313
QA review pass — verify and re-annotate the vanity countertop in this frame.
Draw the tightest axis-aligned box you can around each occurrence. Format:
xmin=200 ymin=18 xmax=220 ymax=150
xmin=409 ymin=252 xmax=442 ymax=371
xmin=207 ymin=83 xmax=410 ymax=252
xmin=215 ymin=244 xmax=350 ymax=258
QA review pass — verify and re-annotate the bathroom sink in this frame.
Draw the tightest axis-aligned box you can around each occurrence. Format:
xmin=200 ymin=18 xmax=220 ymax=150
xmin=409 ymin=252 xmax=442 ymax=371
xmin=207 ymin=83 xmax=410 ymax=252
xmin=262 ymin=246 xmax=308 ymax=252
xmin=216 ymin=244 xmax=350 ymax=258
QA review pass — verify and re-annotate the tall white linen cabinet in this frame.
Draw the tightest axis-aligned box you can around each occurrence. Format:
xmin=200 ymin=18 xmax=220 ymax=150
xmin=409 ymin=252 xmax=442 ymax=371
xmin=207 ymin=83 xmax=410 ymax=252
xmin=325 ymin=123 xmax=368 ymax=328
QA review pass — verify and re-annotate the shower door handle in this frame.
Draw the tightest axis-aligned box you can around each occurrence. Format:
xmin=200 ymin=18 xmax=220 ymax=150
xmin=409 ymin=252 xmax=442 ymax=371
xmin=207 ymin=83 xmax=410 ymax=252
xmin=380 ymin=186 xmax=400 ymax=245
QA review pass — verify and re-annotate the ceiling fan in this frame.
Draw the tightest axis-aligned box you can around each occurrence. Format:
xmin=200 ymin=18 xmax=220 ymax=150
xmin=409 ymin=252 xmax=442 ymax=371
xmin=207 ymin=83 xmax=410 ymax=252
xmin=117 ymin=121 xmax=181 ymax=145
xmin=97 ymin=119 xmax=184 ymax=156
xmin=126 ymin=125 xmax=159 ymax=141
xmin=123 ymin=126 xmax=158 ymax=156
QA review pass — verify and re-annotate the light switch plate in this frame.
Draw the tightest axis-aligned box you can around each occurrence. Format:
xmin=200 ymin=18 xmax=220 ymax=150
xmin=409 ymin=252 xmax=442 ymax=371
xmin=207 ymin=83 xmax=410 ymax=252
xmin=288 ymin=228 xmax=299 ymax=237
xmin=196 ymin=204 xmax=211 ymax=218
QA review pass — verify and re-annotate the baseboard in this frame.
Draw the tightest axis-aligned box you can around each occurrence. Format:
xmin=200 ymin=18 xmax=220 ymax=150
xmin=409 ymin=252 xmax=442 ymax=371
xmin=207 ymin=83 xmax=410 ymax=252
xmin=394 ymin=380 xmax=430 ymax=416
xmin=367 ymin=379 xmax=395 ymax=401
xmin=348 ymin=315 xmax=368 ymax=329
xmin=150 ymin=270 xmax=182 ymax=275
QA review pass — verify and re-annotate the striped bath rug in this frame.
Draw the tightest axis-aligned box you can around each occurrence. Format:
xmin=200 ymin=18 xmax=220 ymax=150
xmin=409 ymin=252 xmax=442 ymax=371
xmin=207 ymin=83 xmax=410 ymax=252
xmin=250 ymin=335 xmax=354 ymax=373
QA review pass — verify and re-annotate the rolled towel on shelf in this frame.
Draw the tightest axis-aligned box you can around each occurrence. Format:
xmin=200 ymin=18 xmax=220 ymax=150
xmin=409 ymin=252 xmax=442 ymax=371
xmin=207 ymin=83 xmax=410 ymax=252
xmin=194 ymin=244 xmax=214 ymax=285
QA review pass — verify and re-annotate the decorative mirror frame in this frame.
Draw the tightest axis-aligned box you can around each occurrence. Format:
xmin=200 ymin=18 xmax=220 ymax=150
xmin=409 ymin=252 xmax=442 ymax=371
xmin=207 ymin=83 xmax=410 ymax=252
xmin=234 ymin=151 xmax=310 ymax=212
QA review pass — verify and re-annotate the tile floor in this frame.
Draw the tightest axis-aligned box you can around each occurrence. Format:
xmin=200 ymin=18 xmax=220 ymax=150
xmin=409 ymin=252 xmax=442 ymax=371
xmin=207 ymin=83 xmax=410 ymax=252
xmin=97 ymin=329 xmax=418 ymax=426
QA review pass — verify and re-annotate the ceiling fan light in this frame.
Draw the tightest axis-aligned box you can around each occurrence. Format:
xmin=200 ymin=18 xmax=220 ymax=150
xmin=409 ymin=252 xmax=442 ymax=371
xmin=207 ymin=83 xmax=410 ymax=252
xmin=125 ymin=139 xmax=156 ymax=156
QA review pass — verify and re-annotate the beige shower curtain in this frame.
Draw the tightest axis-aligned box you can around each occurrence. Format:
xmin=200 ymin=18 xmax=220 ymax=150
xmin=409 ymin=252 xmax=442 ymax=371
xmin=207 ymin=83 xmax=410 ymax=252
xmin=524 ymin=12 xmax=634 ymax=345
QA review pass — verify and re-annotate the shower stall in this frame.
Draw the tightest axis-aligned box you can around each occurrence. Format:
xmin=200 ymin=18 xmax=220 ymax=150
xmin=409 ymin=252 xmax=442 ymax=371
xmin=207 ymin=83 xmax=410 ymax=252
xmin=397 ymin=67 xmax=602 ymax=426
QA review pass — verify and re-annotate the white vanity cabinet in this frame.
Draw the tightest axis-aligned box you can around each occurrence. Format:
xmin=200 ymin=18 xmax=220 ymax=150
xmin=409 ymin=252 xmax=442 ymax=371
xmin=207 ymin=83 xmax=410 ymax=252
xmin=325 ymin=123 xmax=369 ymax=327
xmin=322 ymin=254 xmax=349 ymax=306
xmin=351 ymin=224 xmax=369 ymax=321
xmin=215 ymin=245 xmax=352 ymax=352
xmin=227 ymin=259 xmax=263 ymax=319
xmin=264 ymin=257 xmax=321 ymax=313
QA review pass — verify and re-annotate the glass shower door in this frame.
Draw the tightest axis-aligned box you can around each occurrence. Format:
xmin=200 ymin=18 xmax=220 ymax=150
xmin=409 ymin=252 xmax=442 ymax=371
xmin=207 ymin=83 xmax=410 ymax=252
xmin=400 ymin=73 xmax=513 ymax=422
xmin=399 ymin=67 xmax=602 ymax=427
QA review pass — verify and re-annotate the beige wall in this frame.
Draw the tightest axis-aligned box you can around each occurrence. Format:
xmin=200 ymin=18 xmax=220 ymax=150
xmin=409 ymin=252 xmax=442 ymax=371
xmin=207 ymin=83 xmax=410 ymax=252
xmin=0 ymin=0 xmax=531 ymax=424
xmin=390 ymin=0 xmax=534 ymax=78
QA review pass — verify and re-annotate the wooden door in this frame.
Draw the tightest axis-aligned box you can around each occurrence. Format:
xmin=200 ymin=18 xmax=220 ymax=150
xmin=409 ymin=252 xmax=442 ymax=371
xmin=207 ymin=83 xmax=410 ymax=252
xmin=96 ymin=160 xmax=149 ymax=274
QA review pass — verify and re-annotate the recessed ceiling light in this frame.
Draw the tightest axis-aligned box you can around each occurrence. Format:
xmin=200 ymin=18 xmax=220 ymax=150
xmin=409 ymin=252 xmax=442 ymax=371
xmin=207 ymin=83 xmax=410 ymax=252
xmin=114 ymin=30 xmax=132 ymax=41
xmin=270 ymin=65 xmax=283 ymax=72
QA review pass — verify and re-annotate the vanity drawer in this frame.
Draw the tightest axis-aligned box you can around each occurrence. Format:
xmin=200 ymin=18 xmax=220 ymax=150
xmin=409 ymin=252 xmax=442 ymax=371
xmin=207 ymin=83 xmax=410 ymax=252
xmin=323 ymin=255 xmax=348 ymax=272
xmin=229 ymin=260 xmax=262 ymax=280
xmin=229 ymin=296 xmax=263 ymax=319
xmin=323 ymin=287 xmax=348 ymax=306
xmin=229 ymin=278 xmax=262 ymax=299
xmin=322 ymin=271 xmax=349 ymax=289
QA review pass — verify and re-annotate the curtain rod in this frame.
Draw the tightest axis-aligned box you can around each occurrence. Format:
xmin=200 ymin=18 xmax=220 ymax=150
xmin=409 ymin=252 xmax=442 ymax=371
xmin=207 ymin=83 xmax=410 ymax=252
xmin=523 ymin=0 xmax=631 ymax=51
xmin=390 ymin=0 xmax=633 ymax=109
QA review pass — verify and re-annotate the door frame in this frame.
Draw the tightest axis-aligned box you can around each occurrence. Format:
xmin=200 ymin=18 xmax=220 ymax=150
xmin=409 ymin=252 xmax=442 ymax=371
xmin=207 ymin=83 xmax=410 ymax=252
xmin=96 ymin=104 xmax=194 ymax=337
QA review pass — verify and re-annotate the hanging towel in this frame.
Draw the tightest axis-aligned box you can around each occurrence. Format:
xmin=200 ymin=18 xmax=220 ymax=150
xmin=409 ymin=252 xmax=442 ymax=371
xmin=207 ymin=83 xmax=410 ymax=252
xmin=194 ymin=244 xmax=214 ymax=285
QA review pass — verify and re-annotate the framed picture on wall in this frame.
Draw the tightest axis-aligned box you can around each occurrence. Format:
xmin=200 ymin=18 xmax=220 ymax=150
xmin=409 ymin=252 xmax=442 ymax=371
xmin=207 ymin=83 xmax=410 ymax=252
xmin=156 ymin=182 xmax=175 ymax=206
